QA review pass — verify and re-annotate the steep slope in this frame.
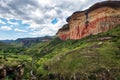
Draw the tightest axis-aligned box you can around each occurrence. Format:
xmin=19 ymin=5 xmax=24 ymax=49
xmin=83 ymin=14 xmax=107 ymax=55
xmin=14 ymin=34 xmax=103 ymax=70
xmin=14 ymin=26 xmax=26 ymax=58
xmin=57 ymin=1 xmax=120 ymax=40
xmin=26 ymin=25 xmax=120 ymax=79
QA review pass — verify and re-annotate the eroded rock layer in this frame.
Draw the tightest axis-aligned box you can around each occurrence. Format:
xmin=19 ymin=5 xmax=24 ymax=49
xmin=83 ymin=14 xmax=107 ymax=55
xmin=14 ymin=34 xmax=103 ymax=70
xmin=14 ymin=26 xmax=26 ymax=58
xmin=57 ymin=1 xmax=120 ymax=40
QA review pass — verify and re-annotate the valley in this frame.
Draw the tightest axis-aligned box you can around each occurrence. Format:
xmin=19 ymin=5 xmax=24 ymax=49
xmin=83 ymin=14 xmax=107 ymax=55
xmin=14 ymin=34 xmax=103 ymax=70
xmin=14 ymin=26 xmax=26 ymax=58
xmin=0 ymin=1 xmax=120 ymax=80
xmin=0 ymin=25 xmax=120 ymax=79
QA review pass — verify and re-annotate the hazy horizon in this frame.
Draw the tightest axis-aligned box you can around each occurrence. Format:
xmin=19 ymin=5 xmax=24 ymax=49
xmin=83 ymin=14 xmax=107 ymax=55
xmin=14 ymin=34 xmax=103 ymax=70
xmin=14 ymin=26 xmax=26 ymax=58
xmin=0 ymin=35 xmax=54 ymax=40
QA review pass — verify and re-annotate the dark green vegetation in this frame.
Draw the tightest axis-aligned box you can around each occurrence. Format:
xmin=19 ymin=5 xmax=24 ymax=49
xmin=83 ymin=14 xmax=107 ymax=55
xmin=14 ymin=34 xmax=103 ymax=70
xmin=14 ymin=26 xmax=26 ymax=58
xmin=0 ymin=42 xmax=12 ymax=49
xmin=0 ymin=26 xmax=120 ymax=80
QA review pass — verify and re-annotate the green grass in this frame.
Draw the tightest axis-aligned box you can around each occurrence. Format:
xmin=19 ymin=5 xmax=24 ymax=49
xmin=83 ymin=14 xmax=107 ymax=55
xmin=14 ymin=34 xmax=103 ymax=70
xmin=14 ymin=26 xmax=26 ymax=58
xmin=30 ymin=26 xmax=120 ymax=79
xmin=0 ymin=26 xmax=120 ymax=79
xmin=0 ymin=54 xmax=32 ymax=66
xmin=0 ymin=42 xmax=11 ymax=49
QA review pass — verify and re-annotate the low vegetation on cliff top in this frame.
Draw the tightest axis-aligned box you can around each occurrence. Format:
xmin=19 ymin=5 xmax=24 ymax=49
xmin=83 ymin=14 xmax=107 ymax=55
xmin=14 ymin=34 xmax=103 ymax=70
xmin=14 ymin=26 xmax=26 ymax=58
xmin=0 ymin=26 xmax=120 ymax=79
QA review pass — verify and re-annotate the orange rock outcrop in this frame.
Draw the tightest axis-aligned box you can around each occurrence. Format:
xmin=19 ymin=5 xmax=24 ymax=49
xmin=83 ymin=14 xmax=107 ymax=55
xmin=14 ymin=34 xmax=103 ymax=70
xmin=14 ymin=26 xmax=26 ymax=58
xmin=57 ymin=1 xmax=120 ymax=40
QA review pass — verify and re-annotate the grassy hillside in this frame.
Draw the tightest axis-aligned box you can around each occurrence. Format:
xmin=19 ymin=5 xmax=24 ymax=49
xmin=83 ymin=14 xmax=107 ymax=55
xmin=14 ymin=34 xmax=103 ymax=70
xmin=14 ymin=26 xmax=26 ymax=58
xmin=27 ymin=26 xmax=120 ymax=79
xmin=0 ymin=26 xmax=120 ymax=80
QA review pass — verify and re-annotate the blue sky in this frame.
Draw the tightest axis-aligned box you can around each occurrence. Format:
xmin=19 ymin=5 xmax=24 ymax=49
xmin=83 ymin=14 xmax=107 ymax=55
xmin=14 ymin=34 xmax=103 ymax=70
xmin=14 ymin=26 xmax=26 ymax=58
xmin=0 ymin=0 xmax=106 ymax=40
xmin=51 ymin=18 xmax=58 ymax=24
xmin=0 ymin=17 xmax=31 ymax=39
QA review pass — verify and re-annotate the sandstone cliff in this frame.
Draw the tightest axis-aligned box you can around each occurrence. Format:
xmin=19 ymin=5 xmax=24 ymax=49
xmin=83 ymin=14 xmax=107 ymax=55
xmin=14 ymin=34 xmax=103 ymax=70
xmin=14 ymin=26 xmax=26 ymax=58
xmin=57 ymin=1 xmax=120 ymax=40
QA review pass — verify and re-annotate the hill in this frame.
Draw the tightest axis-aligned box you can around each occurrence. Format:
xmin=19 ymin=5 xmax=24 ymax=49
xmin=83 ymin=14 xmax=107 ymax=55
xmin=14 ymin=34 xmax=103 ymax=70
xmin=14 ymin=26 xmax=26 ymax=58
xmin=0 ymin=36 xmax=53 ymax=47
xmin=0 ymin=41 xmax=12 ymax=50
xmin=0 ymin=26 xmax=120 ymax=79
xmin=0 ymin=1 xmax=120 ymax=80
xmin=0 ymin=40 xmax=14 ymax=43
xmin=26 ymin=25 xmax=120 ymax=79
xmin=16 ymin=36 xmax=53 ymax=47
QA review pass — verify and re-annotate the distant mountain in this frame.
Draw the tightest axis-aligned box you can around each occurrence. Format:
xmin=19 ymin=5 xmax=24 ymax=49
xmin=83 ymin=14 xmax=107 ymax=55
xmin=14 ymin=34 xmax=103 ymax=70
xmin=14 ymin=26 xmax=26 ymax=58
xmin=0 ymin=40 xmax=14 ymax=43
xmin=15 ymin=36 xmax=53 ymax=47
xmin=0 ymin=41 xmax=12 ymax=50
xmin=0 ymin=36 xmax=53 ymax=47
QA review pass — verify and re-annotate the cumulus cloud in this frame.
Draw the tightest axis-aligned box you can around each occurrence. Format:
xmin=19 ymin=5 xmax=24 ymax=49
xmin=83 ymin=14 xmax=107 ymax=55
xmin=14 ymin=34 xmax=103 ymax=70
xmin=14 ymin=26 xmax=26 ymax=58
xmin=0 ymin=0 xmax=106 ymax=38
xmin=0 ymin=26 xmax=12 ymax=30
xmin=14 ymin=28 xmax=27 ymax=32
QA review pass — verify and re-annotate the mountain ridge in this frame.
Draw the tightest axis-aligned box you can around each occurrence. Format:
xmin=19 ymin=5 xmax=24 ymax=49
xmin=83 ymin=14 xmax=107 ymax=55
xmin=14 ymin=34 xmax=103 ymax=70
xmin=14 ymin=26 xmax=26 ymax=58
xmin=0 ymin=36 xmax=53 ymax=47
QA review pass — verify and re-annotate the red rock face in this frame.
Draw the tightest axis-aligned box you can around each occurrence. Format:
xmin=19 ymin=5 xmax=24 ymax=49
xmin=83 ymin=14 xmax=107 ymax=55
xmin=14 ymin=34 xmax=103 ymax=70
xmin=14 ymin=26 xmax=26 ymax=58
xmin=57 ymin=1 xmax=120 ymax=40
xmin=57 ymin=31 xmax=70 ymax=40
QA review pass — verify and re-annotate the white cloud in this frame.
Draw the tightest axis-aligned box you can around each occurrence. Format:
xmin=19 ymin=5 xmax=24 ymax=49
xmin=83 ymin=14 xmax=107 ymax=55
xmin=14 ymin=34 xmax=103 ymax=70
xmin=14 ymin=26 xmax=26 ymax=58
xmin=38 ymin=0 xmax=54 ymax=7
xmin=0 ymin=26 xmax=12 ymax=30
xmin=0 ymin=38 xmax=3 ymax=40
xmin=82 ymin=4 xmax=92 ymax=10
xmin=31 ymin=9 xmax=44 ymax=19
xmin=8 ymin=21 xmax=18 ymax=25
xmin=29 ymin=19 xmax=66 ymax=37
xmin=14 ymin=28 xmax=27 ymax=32
xmin=28 ymin=22 xmax=43 ymax=31
xmin=0 ymin=20 xmax=6 ymax=24
xmin=0 ymin=0 xmax=107 ymax=39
